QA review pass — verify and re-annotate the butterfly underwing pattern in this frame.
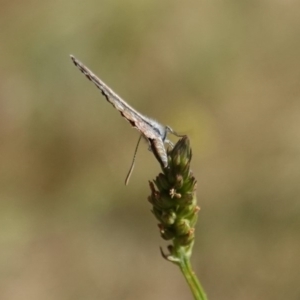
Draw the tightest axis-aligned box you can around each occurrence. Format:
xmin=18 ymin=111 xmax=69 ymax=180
xmin=70 ymin=55 xmax=183 ymax=182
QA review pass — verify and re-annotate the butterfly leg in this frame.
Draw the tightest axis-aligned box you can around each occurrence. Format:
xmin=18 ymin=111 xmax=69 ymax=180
xmin=165 ymin=125 xmax=185 ymax=138
xmin=164 ymin=139 xmax=174 ymax=149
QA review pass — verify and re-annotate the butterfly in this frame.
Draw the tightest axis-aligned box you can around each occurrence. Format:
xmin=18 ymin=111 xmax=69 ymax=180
xmin=70 ymin=55 xmax=183 ymax=184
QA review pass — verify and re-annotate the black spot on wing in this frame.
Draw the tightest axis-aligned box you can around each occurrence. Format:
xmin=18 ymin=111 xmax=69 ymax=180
xmin=100 ymin=90 xmax=110 ymax=102
xmin=120 ymin=111 xmax=136 ymax=127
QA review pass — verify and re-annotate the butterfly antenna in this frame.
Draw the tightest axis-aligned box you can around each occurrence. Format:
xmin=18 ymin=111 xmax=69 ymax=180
xmin=125 ymin=135 xmax=143 ymax=185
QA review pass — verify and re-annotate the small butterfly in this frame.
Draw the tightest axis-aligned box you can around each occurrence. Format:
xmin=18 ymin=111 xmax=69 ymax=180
xmin=70 ymin=55 xmax=183 ymax=184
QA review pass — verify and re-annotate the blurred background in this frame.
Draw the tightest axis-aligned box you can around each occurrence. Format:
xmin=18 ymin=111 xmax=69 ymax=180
xmin=1 ymin=0 xmax=300 ymax=299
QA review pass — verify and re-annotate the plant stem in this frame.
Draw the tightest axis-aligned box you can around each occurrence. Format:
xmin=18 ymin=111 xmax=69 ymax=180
xmin=176 ymin=247 xmax=208 ymax=300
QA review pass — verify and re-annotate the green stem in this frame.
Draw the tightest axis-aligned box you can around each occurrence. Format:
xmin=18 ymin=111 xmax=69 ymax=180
xmin=176 ymin=247 xmax=208 ymax=300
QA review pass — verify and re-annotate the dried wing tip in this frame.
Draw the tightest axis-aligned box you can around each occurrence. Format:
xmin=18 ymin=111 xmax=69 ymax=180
xmin=70 ymin=54 xmax=76 ymax=64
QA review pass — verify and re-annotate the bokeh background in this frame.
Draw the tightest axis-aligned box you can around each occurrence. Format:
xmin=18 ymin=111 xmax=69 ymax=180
xmin=1 ymin=1 xmax=300 ymax=299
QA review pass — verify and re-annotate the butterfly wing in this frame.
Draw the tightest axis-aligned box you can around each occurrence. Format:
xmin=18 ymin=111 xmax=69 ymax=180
xmin=149 ymin=138 xmax=168 ymax=168
xmin=70 ymin=55 xmax=162 ymax=141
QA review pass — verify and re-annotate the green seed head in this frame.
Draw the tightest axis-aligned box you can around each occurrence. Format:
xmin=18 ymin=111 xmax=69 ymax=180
xmin=148 ymin=136 xmax=199 ymax=252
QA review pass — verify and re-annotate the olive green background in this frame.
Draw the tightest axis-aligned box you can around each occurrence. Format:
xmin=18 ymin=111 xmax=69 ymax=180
xmin=1 ymin=1 xmax=299 ymax=299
